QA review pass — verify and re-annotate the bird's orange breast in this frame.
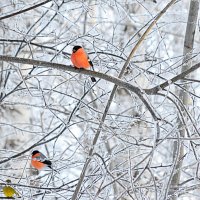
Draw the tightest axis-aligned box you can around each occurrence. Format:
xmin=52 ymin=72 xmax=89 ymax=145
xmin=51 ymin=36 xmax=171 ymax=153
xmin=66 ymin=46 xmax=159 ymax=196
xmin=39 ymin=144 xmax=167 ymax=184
xmin=31 ymin=153 xmax=45 ymax=170
xmin=31 ymin=160 xmax=45 ymax=170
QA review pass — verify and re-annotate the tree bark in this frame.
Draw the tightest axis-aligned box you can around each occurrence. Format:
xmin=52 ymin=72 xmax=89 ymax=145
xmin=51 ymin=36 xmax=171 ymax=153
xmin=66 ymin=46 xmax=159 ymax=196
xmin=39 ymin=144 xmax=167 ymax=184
xmin=167 ymin=1 xmax=199 ymax=199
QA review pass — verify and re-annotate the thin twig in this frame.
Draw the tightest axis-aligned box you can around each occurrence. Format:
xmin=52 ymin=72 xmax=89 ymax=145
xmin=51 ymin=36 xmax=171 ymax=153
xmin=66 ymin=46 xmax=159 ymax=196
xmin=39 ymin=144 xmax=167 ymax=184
xmin=0 ymin=0 xmax=52 ymax=21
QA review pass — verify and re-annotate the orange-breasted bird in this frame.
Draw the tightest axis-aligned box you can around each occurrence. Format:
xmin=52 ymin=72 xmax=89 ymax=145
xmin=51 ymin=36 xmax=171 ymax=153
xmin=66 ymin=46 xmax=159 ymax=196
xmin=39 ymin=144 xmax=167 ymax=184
xmin=71 ymin=46 xmax=96 ymax=82
xmin=31 ymin=150 xmax=53 ymax=171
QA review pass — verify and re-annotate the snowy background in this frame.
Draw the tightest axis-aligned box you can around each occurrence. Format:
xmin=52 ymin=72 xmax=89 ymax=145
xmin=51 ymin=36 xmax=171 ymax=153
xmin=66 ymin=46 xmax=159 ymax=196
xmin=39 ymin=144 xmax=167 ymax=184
xmin=0 ymin=0 xmax=200 ymax=199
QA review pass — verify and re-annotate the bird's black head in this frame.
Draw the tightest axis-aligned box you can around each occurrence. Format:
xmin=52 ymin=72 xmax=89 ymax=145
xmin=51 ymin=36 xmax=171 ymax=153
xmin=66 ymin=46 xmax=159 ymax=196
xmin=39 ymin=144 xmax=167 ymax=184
xmin=72 ymin=46 xmax=82 ymax=53
xmin=32 ymin=150 xmax=40 ymax=156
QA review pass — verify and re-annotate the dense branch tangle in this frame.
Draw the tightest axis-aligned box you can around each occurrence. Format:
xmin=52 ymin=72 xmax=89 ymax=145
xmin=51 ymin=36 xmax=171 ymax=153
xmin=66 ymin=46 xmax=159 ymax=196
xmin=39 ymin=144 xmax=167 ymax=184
xmin=1 ymin=54 xmax=196 ymax=119
xmin=0 ymin=0 xmax=199 ymax=199
xmin=0 ymin=54 xmax=199 ymax=99
xmin=0 ymin=53 xmax=199 ymax=198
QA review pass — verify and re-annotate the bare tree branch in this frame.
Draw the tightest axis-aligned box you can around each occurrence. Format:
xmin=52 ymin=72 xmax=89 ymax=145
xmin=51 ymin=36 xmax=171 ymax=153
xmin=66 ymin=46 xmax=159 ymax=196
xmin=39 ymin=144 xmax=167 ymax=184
xmin=0 ymin=0 xmax=52 ymax=21
xmin=145 ymin=61 xmax=200 ymax=94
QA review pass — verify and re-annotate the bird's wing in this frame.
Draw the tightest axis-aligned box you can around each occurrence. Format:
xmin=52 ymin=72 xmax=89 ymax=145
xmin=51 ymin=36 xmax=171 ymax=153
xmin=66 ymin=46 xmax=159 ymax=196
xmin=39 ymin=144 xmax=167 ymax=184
xmin=34 ymin=152 xmax=47 ymax=162
xmin=42 ymin=160 xmax=52 ymax=167
xmin=87 ymin=55 xmax=93 ymax=67
xmin=84 ymin=48 xmax=93 ymax=67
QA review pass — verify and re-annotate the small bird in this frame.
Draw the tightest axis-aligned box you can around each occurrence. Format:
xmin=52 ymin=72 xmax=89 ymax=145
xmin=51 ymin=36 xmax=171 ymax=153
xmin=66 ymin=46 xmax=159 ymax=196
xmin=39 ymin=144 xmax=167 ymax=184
xmin=31 ymin=150 xmax=53 ymax=171
xmin=71 ymin=45 xmax=96 ymax=82
xmin=2 ymin=179 xmax=19 ymax=198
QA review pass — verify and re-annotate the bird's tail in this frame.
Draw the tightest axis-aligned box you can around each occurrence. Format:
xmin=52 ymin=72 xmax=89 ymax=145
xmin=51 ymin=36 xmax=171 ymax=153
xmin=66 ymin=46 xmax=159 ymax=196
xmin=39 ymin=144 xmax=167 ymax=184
xmin=91 ymin=77 xmax=96 ymax=82
xmin=48 ymin=165 xmax=58 ymax=173
xmin=90 ymin=65 xmax=96 ymax=82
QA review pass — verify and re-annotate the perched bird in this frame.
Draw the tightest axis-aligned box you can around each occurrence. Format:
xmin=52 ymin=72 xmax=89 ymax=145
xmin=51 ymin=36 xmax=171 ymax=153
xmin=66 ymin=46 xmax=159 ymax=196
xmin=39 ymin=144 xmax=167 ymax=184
xmin=31 ymin=150 xmax=53 ymax=171
xmin=71 ymin=45 xmax=96 ymax=82
xmin=2 ymin=179 xmax=19 ymax=198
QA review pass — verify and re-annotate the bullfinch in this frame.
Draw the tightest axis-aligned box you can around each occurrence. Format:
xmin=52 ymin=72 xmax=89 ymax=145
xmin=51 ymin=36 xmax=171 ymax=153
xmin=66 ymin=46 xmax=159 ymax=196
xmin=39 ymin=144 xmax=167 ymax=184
xmin=71 ymin=45 xmax=96 ymax=82
xmin=31 ymin=150 xmax=53 ymax=171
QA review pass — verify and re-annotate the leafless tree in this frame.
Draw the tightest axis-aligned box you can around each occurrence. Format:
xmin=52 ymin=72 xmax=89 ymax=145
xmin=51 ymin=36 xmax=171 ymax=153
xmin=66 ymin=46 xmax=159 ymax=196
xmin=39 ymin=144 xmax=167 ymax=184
xmin=0 ymin=0 xmax=200 ymax=200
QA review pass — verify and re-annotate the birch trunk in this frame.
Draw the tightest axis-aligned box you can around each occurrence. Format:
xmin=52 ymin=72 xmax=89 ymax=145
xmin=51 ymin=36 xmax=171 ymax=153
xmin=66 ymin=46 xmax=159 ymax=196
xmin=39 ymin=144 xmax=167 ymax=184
xmin=169 ymin=1 xmax=199 ymax=199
